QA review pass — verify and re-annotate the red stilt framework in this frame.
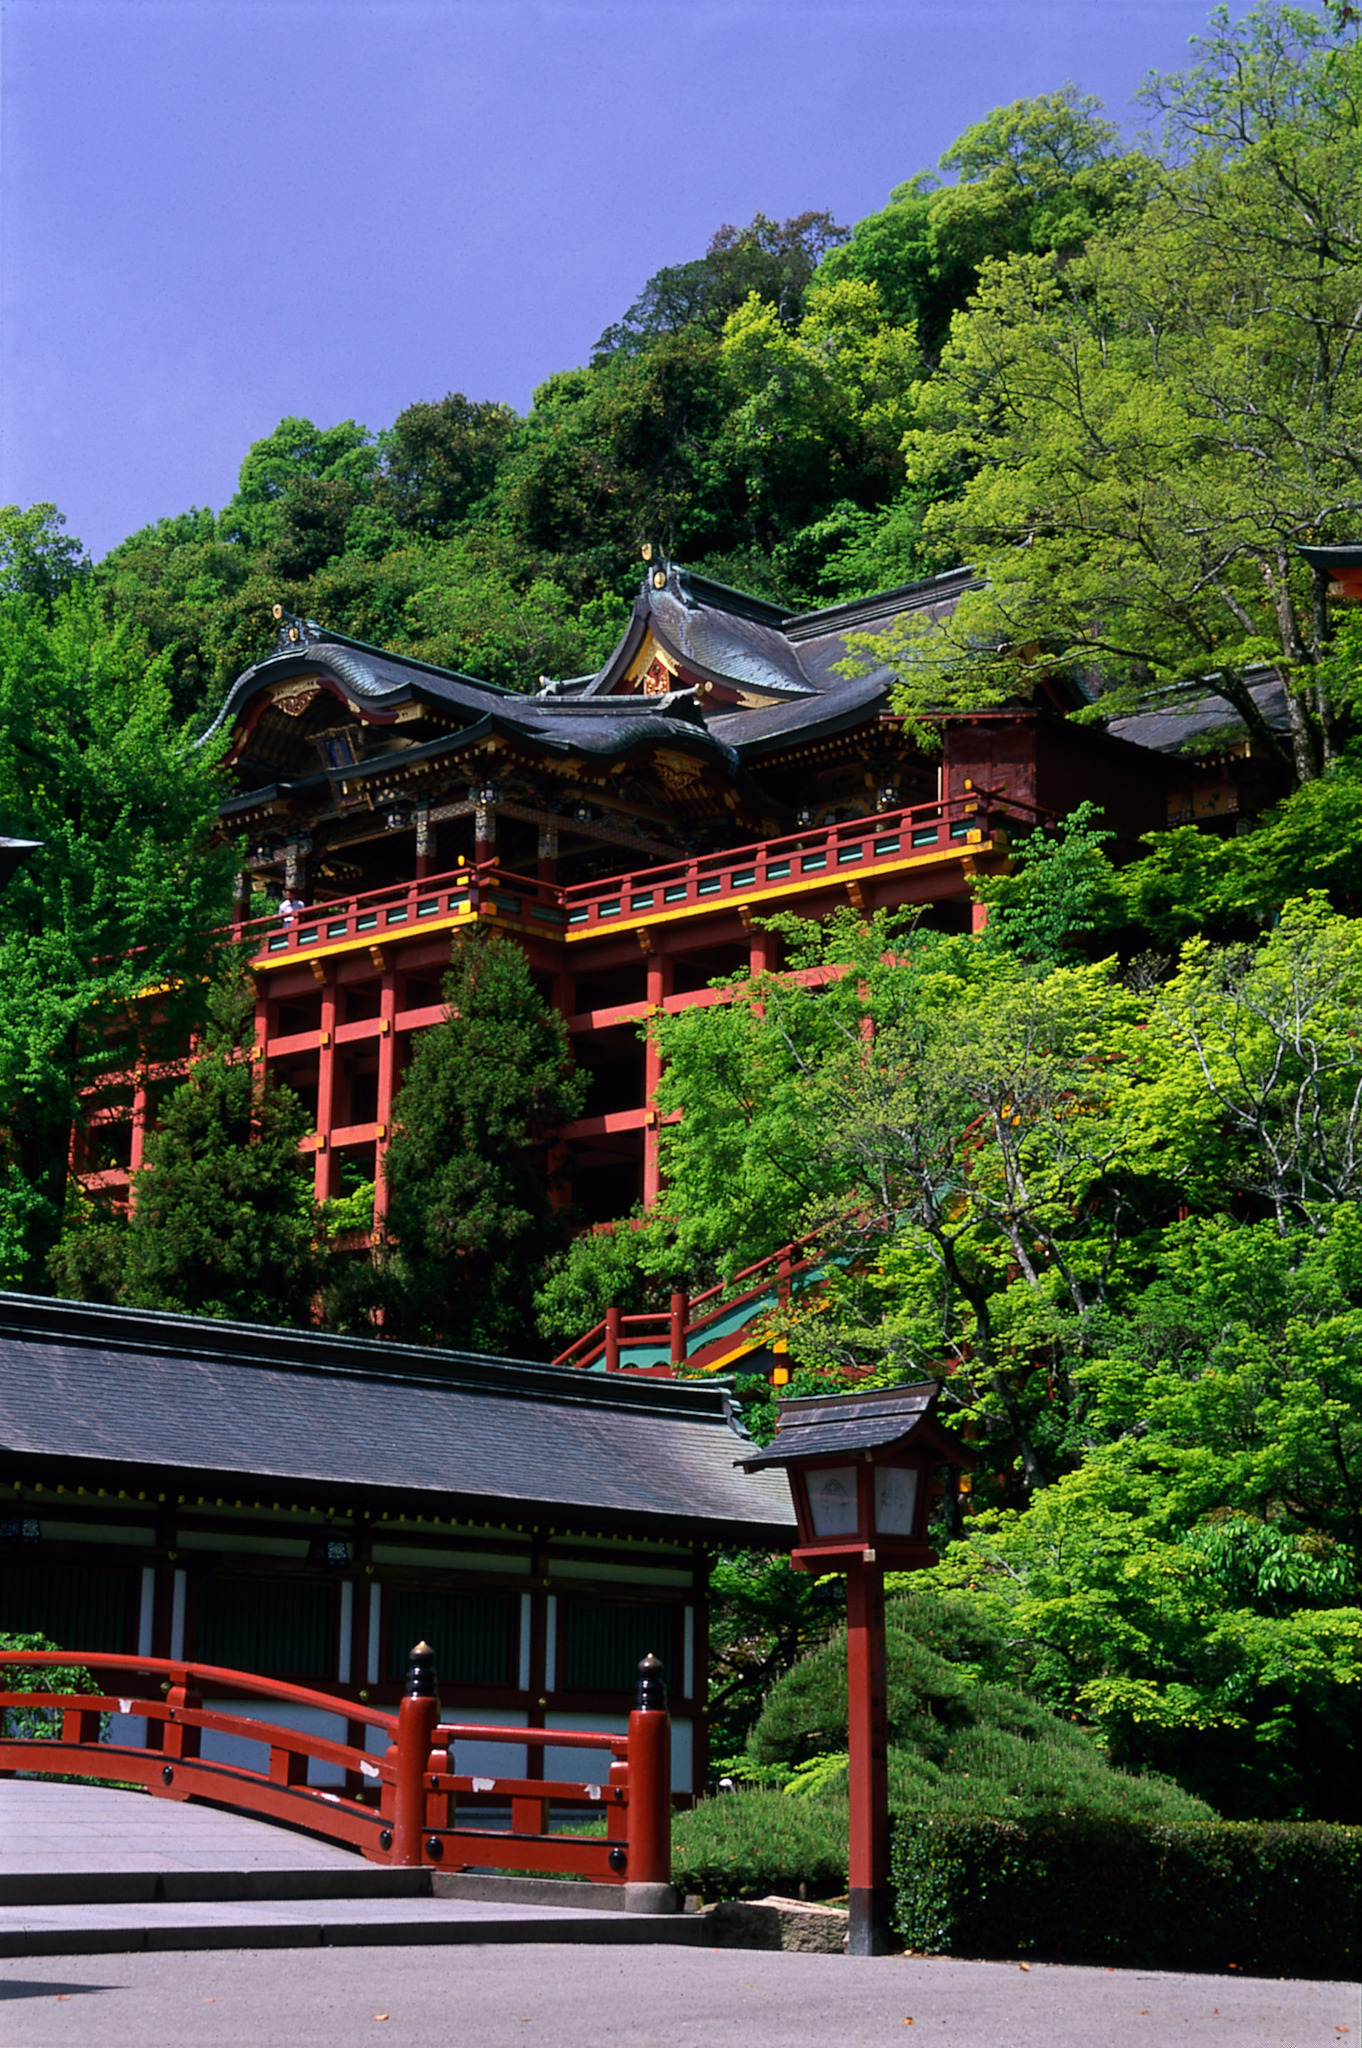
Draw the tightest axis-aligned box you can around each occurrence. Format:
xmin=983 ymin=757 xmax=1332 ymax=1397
xmin=82 ymin=794 xmax=1047 ymax=1234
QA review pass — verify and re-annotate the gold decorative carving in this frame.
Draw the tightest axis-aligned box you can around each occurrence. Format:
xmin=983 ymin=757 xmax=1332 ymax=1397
xmin=273 ymin=685 xmax=320 ymax=718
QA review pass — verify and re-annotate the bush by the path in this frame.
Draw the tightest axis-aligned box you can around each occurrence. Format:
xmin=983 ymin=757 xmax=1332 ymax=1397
xmin=892 ymin=1815 xmax=1362 ymax=1979
xmin=672 ymin=1788 xmax=849 ymax=1901
xmin=749 ymin=1593 xmax=1208 ymax=1825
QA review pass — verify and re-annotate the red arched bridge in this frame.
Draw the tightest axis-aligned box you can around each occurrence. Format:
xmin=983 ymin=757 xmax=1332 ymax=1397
xmin=0 ymin=1643 xmax=670 ymax=1890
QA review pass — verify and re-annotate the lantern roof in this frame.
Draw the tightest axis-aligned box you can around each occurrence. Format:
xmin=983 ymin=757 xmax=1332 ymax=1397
xmin=739 ymin=1381 xmax=971 ymax=1472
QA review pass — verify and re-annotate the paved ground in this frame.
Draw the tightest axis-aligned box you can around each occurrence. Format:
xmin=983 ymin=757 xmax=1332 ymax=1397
xmin=0 ymin=1782 xmax=702 ymax=1953
xmin=0 ymin=1778 xmax=362 ymax=1873
xmin=0 ymin=1945 xmax=1355 ymax=2048
xmin=2 ymin=1781 xmax=1354 ymax=2043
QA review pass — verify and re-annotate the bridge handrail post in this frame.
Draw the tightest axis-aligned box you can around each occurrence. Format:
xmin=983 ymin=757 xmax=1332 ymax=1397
xmin=624 ymin=1654 xmax=670 ymax=1890
xmin=162 ymin=1679 xmax=202 ymax=1762
xmin=389 ymin=1641 xmax=440 ymax=1865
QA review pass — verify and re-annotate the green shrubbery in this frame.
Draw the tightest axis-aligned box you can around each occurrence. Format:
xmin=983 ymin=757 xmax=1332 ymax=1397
xmin=749 ymin=1594 xmax=1208 ymax=1825
xmin=672 ymin=1790 xmax=849 ymax=1901
xmin=673 ymin=1594 xmax=1208 ymax=1904
xmin=892 ymin=1815 xmax=1362 ymax=1979
xmin=0 ymin=1631 xmax=103 ymax=1743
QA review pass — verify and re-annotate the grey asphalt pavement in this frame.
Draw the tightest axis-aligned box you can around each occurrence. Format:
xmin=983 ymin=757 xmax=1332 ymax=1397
xmin=0 ymin=1943 xmax=1354 ymax=2047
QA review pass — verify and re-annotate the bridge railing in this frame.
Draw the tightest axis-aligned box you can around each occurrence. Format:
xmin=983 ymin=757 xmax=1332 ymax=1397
xmin=0 ymin=1643 xmax=670 ymax=1886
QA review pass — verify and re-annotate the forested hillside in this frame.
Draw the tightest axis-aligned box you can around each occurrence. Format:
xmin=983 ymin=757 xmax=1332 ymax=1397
xmin=3 ymin=2 xmax=1362 ymax=1826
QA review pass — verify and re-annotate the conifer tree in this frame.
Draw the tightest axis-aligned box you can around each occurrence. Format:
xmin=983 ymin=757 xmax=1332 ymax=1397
xmin=375 ymin=928 xmax=586 ymax=1353
xmin=51 ymin=963 xmax=319 ymax=1324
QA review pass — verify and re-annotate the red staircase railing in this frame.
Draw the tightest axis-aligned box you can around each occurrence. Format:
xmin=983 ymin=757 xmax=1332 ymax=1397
xmin=552 ymin=1231 xmax=826 ymax=1373
xmin=0 ymin=1645 xmax=671 ymax=1886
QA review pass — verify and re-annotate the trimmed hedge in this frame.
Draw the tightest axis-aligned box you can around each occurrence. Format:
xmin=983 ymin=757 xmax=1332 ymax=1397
xmin=672 ymin=1790 xmax=848 ymax=1901
xmin=893 ymin=1815 xmax=1362 ymax=1980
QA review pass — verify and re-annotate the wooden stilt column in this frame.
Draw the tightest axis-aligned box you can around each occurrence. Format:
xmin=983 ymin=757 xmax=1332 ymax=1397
xmin=314 ymin=969 xmax=339 ymax=1203
xmin=128 ymin=1071 xmax=149 ymax=1196
xmin=643 ymin=948 xmax=672 ymax=1208
xmin=845 ymin=1556 xmax=892 ymax=1955
xmin=749 ymin=925 xmax=778 ymax=978
xmin=373 ymin=968 xmax=398 ymax=1229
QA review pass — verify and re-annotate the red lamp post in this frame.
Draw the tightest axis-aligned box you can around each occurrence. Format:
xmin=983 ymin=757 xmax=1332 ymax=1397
xmin=741 ymin=1382 xmax=973 ymax=1956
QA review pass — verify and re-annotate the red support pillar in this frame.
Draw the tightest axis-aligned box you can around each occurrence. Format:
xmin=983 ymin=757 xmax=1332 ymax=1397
xmin=669 ymin=1290 xmax=689 ymax=1368
xmin=643 ymin=950 xmax=672 ymax=1208
xmin=128 ymin=1071 xmax=149 ymax=1197
xmin=749 ymin=926 xmax=778 ymax=978
xmin=373 ymin=970 xmax=398 ymax=1230
xmin=314 ymin=971 xmax=339 ymax=1203
xmin=604 ymin=1305 xmax=622 ymax=1372
xmin=845 ymin=1557 xmax=892 ymax=1955
xmin=387 ymin=1643 xmax=441 ymax=1867
xmin=624 ymin=1655 xmax=672 ymax=1901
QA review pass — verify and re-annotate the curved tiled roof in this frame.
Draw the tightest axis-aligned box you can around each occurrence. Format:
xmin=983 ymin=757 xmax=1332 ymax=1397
xmin=0 ymin=1293 xmax=796 ymax=1543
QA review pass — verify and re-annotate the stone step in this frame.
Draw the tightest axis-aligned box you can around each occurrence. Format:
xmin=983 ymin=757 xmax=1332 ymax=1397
xmin=0 ymin=1896 xmax=711 ymax=1959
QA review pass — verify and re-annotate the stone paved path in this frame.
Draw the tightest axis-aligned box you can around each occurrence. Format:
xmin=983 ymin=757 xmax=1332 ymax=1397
xmin=0 ymin=1778 xmax=362 ymax=1874
xmin=0 ymin=1944 xmax=1354 ymax=2048
xmin=0 ymin=1781 xmax=700 ymax=1954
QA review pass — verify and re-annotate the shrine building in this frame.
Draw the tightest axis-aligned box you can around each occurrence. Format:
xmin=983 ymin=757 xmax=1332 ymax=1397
xmin=0 ymin=1290 xmax=794 ymax=1799
xmin=80 ymin=555 xmax=1290 ymax=1233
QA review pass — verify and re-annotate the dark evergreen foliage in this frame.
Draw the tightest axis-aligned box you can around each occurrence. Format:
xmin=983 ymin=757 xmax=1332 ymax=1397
xmin=372 ymin=929 xmax=587 ymax=1352
xmin=51 ymin=965 xmax=319 ymax=1324
xmin=891 ymin=1814 xmax=1362 ymax=1976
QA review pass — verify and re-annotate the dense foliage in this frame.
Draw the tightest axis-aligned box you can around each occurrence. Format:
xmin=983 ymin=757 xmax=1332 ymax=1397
xmin=891 ymin=1814 xmax=1362 ymax=1976
xmin=0 ymin=570 xmax=236 ymax=1289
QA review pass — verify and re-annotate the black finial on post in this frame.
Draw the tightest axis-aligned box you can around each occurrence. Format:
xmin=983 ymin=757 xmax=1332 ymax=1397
xmin=405 ymin=1640 xmax=439 ymax=1699
xmin=636 ymin=1652 xmax=666 ymax=1712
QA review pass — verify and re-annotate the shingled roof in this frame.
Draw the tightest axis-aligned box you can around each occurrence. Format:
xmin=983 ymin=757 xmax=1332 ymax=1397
xmin=0 ymin=1294 xmax=796 ymax=1545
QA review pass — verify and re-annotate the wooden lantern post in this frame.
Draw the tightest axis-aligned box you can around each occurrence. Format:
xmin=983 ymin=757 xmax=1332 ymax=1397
xmin=740 ymin=1382 xmax=972 ymax=1956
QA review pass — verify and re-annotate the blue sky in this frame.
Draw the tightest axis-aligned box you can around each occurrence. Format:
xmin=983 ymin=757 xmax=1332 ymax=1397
xmin=1 ymin=0 xmax=1223 ymax=559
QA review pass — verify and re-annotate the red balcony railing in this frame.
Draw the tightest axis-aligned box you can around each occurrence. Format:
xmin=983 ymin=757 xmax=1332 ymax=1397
xmin=0 ymin=1646 xmax=671 ymax=1884
xmin=557 ymin=787 xmax=1039 ymax=936
xmin=239 ymin=787 xmax=1042 ymax=965
xmin=238 ymin=867 xmax=566 ymax=963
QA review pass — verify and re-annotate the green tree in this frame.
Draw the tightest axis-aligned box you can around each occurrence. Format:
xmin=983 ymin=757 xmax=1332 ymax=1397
xmin=51 ymin=964 xmax=319 ymax=1323
xmin=0 ymin=586 xmax=237 ymax=1287
xmin=377 ymin=392 xmax=518 ymax=538
xmin=974 ymin=800 xmax=1123 ymax=965
xmin=817 ymin=86 xmax=1151 ymax=358
xmin=718 ymin=279 xmax=921 ymax=550
xmin=375 ymin=929 xmax=587 ymax=1351
xmin=846 ymin=7 xmax=1362 ymax=782
xmin=0 ymin=504 xmax=87 ymax=604
xmin=593 ymin=211 xmax=848 ymax=358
